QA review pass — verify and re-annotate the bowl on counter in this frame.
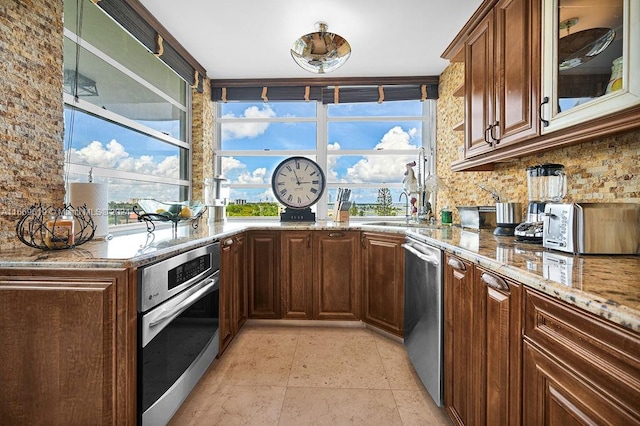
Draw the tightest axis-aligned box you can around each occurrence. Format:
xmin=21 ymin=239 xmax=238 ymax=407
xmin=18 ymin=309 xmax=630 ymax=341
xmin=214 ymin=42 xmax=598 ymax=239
xmin=135 ymin=199 xmax=206 ymax=232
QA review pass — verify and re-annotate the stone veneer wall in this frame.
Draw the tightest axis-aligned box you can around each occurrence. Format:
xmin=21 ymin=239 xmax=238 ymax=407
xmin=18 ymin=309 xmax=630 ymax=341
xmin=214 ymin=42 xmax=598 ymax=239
xmin=191 ymin=79 xmax=215 ymax=203
xmin=0 ymin=0 xmax=65 ymax=250
xmin=436 ymin=62 xmax=640 ymax=222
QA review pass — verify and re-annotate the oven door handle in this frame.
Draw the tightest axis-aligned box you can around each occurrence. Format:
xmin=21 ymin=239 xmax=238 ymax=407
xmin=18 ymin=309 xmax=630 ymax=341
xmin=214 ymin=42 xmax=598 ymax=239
xmin=142 ymin=273 xmax=219 ymax=347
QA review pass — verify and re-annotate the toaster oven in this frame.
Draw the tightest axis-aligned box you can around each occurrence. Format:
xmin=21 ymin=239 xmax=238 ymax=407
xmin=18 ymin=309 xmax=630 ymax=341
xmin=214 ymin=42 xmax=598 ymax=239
xmin=543 ymin=203 xmax=640 ymax=254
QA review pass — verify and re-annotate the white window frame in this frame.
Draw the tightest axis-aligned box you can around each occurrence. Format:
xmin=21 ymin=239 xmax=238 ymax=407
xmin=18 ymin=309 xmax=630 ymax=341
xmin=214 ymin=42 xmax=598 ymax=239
xmin=215 ymin=99 xmax=437 ymax=221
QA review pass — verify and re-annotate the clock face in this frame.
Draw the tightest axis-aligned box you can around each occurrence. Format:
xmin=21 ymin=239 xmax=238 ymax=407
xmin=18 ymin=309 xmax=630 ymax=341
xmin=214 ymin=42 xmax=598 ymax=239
xmin=271 ymin=157 xmax=326 ymax=209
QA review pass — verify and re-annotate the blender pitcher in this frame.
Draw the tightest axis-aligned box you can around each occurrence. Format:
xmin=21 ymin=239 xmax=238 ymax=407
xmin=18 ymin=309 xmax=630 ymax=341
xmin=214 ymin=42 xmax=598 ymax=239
xmin=516 ymin=164 xmax=566 ymax=243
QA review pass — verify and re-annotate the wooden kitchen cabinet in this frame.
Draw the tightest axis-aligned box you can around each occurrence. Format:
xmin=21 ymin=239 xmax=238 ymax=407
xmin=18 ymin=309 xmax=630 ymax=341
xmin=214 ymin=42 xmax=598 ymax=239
xmin=233 ymin=233 xmax=247 ymax=330
xmin=522 ymin=288 xmax=640 ymax=424
xmin=0 ymin=268 xmax=136 ymax=426
xmin=219 ymin=233 xmax=246 ymax=355
xmin=281 ymin=231 xmax=314 ymax=319
xmin=361 ymin=232 xmax=404 ymax=336
xmin=445 ymin=0 xmax=640 ymax=171
xmin=247 ymin=231 xmax=280 ymax=319
xmin=464 ymin=0 xmax=540 ymax=158
xmin=280 ymin=230 xmax=361 ymax=321
xmin=313 ymin=231 xmax=361 ymax=320
xmin=444 ymin=256 xmax=523 ymax=426
xmin=475 ymin=267 xmax=522 ymax=426
xmin=444 ymin=254 xmax=476 ymax=426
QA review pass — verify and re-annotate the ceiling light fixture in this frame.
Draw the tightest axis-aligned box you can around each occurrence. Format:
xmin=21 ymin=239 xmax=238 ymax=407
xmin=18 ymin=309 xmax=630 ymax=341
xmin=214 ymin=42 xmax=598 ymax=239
xmin=558 ymin=17 xmax=615 ymax=71
xmin=291 ymin=21 xmax=351 ymax=74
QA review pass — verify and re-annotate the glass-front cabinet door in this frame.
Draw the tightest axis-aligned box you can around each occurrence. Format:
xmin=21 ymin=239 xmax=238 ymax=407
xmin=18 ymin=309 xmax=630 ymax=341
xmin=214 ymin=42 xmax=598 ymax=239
xmin=541 ymin=0 xmax=639 ymax=133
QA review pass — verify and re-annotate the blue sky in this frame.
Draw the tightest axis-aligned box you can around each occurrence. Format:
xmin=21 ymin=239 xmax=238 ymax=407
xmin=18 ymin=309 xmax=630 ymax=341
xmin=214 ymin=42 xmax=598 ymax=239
xmin=65 ymin=100 xmax=427 ymax=204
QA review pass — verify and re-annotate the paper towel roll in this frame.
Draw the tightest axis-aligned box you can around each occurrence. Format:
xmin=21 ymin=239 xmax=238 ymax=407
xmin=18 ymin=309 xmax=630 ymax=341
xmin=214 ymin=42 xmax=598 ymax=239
xmin=69 ymin=183 xmax=109 ymax=238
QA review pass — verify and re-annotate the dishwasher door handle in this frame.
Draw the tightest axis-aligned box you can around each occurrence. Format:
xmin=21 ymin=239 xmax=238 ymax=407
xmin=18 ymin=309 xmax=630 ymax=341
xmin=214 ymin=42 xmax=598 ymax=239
xmin=402 ymin=243 xmax=440 ymax=266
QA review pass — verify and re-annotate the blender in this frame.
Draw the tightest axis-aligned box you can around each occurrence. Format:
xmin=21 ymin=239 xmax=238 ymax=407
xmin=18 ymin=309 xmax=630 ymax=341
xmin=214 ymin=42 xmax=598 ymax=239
xmin=514 ymin=164 xmax=566 ymax=243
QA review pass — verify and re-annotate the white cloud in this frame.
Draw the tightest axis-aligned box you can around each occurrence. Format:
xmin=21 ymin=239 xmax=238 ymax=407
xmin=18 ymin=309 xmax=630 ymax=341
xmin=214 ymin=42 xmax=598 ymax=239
xmin=221 ymin=157 xmax=268 ymax=184
xmin=238 ymin=167 xmax=268 ymax=184
xmin=330 ymin=126 xmax=419 ymax=183
xmin=221 ymin=105 xmax=276 ymax=140
xmin=69 ymin=139 xmax=128 ymax=168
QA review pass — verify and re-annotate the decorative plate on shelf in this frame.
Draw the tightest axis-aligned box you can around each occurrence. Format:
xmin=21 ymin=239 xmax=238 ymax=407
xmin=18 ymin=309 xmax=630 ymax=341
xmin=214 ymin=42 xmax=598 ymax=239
xmin=134 ymin=199 xmax=206 ymax=233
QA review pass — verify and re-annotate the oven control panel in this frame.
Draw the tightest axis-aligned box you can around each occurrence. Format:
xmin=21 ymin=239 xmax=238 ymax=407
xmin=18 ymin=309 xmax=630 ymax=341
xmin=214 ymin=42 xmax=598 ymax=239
xmin=137 ymin=243 xmax=220 ymax=312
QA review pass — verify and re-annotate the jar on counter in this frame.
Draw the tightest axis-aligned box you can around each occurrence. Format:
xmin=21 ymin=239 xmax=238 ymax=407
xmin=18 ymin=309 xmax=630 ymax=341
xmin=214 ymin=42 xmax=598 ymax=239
xmin=45 ymin=215 xmax=75 ymax=248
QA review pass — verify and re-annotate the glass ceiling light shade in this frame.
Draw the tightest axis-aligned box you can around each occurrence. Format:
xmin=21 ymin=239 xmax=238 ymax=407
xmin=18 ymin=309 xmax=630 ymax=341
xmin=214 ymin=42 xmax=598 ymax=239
xmin=291 ymin=22 xmax=351 ymax=74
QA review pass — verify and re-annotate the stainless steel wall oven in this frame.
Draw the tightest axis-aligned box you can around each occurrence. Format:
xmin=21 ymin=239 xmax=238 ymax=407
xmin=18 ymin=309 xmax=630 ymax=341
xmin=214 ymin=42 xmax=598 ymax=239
xmin=137 ymin=243 xmax=220 ymax=426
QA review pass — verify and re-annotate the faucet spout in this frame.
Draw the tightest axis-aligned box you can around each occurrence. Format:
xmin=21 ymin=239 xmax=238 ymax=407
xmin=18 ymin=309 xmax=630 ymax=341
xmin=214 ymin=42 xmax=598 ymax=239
xmin=399 ymin=191 xmax=410 ymax=222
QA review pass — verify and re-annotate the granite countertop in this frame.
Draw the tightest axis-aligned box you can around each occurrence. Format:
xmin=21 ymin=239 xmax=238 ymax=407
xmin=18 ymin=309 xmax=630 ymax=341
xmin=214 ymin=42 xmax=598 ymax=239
xmin=1 ymin=219 xmax=638 ymax=332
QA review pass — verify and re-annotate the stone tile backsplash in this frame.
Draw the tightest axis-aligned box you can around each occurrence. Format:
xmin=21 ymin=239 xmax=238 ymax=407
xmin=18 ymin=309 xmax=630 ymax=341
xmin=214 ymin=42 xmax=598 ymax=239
xmin=436 ymin=63 xmax=640 ymax=223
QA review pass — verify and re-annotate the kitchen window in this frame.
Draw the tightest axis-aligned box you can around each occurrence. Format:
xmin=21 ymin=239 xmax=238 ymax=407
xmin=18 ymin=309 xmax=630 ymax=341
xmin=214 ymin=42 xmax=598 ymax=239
xmin=215 ymin=99 xmax=436 ymax=219
xmin=63 ymin=0 xmax=191 ymax=227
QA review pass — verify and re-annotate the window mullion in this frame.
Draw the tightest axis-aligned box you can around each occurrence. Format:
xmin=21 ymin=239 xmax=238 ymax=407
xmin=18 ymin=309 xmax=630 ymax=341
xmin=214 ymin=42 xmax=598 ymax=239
xmin=317 ymin=102 xmax=328 ymax=220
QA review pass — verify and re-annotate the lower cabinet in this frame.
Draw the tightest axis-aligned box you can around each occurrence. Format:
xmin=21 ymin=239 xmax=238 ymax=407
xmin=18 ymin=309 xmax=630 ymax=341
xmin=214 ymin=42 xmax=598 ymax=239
xmin=219 ymin=233 xmax=246 ymax=355
xmin=444 ymin=254 xmax=476 ymax=425
xmin=475 ymin=267 xmax=522 ymax=426
xmin=522 ymin=288 xmax=640 ymax=425
xmin=444 ymin=255 xmax=522 ymax=426
xmin=280 ymin=230 xmax=361 ymax=321
xmin=247 ymin=231 xmax=280 ymax=319
xmin=0 ymin=268 xmax=136 ymax=425
xmin=313 ymin=231 xmax=361 ymax=320
xmin=281 ymin=231 xmax=314 ymax=319
xmin=361 ymin=232 xmax=404 ymax=336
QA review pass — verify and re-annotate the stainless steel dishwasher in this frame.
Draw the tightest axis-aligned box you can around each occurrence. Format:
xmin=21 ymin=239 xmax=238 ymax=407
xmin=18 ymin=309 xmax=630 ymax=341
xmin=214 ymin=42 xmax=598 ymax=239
xmin=403 ymin=235 xmax=444 ymax=407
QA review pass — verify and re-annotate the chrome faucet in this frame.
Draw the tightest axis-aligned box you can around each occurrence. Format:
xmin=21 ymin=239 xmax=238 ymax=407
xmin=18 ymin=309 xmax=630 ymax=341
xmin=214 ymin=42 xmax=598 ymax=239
xmin=399 ymin=191 xmax=411 ymax=222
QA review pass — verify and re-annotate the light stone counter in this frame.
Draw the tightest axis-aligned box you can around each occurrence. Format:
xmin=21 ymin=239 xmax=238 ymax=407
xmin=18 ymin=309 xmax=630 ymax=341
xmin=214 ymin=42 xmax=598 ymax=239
xmin=1 ymin=219 xmax=638 ymax=332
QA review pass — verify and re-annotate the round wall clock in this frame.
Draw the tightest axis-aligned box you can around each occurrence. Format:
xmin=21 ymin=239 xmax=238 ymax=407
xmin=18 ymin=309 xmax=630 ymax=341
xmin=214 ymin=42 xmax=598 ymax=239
xmin=271 ymin=156 xmax=326 ymax=221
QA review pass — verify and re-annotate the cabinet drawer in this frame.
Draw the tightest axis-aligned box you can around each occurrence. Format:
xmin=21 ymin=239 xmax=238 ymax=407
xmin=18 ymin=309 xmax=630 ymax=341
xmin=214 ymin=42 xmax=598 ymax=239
xmin=523 ymin=288 xmax=640 ymax=419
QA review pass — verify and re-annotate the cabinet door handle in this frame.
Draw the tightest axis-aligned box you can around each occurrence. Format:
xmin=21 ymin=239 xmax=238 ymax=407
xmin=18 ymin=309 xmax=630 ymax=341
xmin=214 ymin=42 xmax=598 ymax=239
xmin=484 ymin=124 xmax=493 ymax=145
xmin=540 ymin=96 xmax=550 ymax=127
xmin=328 ymin=232 xmax=344 ymax=238
xmin=223 ymin=238 xmax=234 ymax=246
xmin=447 ymin=257 xmax=466 ymax=271
xmin=481 ymin=272 xmax=509 ymax=292
xmin=490 ymin=121 xmax=500 ymax=144
xmin=307 ymin=234 xmax=311 ymax=248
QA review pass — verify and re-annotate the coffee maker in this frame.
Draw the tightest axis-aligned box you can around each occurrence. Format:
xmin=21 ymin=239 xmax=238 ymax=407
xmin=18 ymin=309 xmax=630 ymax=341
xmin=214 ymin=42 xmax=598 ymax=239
xmin=514 ymin=164 xmax=566 ymax=243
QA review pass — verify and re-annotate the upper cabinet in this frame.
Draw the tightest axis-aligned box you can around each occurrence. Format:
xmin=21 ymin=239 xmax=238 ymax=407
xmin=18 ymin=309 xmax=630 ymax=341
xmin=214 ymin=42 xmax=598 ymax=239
xmin=443 ymin=0 xmax=640 ymax=171
xmin=541 ymin=0 xmax=640 ymax=133
xmin=465 ymin=0 xmax=540 ymax=159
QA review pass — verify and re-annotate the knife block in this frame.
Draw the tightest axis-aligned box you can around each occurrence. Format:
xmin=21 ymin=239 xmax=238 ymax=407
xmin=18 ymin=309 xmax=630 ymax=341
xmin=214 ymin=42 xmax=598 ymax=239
xmin=333 ymin=210 xmax=349 ymax=222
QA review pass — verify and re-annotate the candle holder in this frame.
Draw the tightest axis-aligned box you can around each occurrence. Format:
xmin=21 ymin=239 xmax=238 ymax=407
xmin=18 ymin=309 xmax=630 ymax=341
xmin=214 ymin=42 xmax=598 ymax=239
xmin=16 ymin=203 xmax=96 ymax=250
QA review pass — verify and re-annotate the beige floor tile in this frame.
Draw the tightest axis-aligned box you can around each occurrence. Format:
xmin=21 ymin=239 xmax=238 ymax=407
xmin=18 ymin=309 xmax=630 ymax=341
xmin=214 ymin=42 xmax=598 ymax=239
xmin=288 ymin=332 xmax=389 ymax=389
xmin=279 ymin=387 xmax=403 ymax=426
xmin=393 ymin=389 xmax=451 ymax=426
xmin=199 ymin=384 xmax=286 ymax=426
xmin=373 ymin=334 xmax=422 ymax=390
xmin=225 ymin=333 xmax=299 ymax=386
xmin=240 ymin=322 xmax=303 ymax=335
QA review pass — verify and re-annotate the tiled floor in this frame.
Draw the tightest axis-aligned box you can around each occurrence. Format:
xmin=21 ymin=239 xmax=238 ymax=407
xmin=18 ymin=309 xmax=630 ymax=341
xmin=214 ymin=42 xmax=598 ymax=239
xmin=169 ymin=322 xmax=451 ymax=425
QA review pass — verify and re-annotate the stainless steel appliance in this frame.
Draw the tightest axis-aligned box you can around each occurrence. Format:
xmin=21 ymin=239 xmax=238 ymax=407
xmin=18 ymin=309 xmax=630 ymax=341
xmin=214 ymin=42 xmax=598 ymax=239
xmin=457 ymin=205 xmax=496 ymax=230
xmin=494 ymin=202 xmax=523 ymax=236
xmin=402 ymin=236 xmax=444 ymax=407
xmin=515 ymin=164 xmax=567 ymax=243
xmin=543 ymin=203 xmax=640 ymax=254
xmin=204 ymin=176 xmax=229 ymax=223
xmin=137 ymin=243 xmax=220 ymax=426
